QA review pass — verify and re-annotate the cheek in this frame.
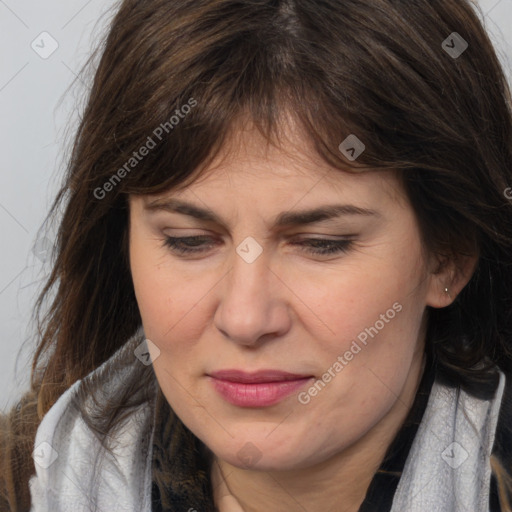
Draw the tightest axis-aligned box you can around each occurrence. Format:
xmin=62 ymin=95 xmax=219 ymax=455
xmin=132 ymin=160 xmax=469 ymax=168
xmin=299 ymin=251 xmax=427 ymax=398
xmin=299 ymin=260 xmax=419 ymax=353
xmin=129 ymin=232 xmax=214 ymax=374
xmin=130 ymin=232 xmax=180 ymax=341
xmin=130 ymin=246 xmax=165 ymax=327
xmin=318 ymin=296 xmax=425 ymax=420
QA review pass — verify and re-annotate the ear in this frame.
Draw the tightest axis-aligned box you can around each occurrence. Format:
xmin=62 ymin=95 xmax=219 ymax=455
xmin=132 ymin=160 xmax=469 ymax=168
xmin=425 ymin=251 xmax=479 ymax=308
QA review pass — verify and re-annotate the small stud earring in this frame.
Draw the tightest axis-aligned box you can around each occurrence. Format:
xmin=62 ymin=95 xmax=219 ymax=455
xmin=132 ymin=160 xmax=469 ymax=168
xmin=444 ymin=287 xmax=451 ymax=299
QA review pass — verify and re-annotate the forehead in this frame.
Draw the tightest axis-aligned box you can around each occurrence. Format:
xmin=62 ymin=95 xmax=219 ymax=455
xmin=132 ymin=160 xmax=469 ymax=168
xmin=174 ymin=116 xmax=404 ymax=208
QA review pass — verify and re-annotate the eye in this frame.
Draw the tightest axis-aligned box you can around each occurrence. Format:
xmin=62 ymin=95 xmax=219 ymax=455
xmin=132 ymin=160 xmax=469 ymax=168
xmin=162 ymin=235 xmax=354 ymax=256
xmin=291 ymin=237 xmax=354 ymax=255
xmin=162 ymin=235 xmax=217 ymax=254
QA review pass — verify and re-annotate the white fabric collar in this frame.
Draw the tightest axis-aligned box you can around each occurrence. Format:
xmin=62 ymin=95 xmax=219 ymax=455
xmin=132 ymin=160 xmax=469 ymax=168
xmin=391 ymin=368 xmax=505 ymax=511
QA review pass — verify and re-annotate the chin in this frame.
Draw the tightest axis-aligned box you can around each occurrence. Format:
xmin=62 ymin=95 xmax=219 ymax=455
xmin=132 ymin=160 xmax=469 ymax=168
xmin=207 ymin=435 xmax=317 ymax=472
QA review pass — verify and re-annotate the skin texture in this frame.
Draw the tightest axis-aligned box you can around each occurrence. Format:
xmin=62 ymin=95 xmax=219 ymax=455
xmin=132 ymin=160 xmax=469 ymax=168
xmin=128 ymin=116 xmax=476 ymax=512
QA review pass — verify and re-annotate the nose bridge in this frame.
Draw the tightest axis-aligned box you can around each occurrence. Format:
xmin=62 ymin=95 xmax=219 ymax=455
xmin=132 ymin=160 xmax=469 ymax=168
xmin=214 ymin=238 xmax=289 ymax=344
xmin=227 ymin=239 xmax=271 ymax=315
xmin=227 ymin=235 xmax=269 ymax=297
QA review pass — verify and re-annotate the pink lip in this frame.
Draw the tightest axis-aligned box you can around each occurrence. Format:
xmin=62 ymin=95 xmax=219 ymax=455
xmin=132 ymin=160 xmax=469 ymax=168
xmin=208 ymin=370 xmax=314 ymax=407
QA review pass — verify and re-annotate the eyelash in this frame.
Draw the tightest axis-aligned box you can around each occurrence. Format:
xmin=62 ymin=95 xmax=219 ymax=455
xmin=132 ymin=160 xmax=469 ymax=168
xmin=162 ymin=235 xmax=354 ymax=256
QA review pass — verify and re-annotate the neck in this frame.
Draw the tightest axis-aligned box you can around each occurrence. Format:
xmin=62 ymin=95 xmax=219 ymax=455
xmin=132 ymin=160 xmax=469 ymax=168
xmin=211 ymin=351 xmax=426 ymax=512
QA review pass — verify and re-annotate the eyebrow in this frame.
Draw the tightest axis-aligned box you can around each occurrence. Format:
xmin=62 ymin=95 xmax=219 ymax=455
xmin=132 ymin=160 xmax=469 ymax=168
xmin=144 ymin=198 xmax=380 ymax=228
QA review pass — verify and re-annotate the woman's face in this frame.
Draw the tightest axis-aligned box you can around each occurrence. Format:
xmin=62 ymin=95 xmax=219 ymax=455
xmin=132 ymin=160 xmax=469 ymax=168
xmin=128 ymin=119 xmax=446 ymax=471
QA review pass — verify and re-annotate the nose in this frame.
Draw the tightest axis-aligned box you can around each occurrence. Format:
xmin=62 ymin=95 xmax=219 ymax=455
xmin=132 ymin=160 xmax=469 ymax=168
xmin=213 ymin=243 xmax=291 ymax=347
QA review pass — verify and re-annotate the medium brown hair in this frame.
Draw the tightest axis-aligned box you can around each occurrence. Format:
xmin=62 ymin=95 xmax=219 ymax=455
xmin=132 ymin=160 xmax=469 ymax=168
xmin=2 ymin=0 xmax=512 ymax=509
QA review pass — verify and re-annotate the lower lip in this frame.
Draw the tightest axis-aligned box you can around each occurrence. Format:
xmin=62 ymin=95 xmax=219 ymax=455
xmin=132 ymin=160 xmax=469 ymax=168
xmin=209 ymin=377 xmax=313 ymax=407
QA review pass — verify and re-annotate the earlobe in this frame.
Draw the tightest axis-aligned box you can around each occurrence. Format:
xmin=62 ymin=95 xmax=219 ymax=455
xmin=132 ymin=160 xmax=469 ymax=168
xmin=426 ymin=275 xmax=455 ymax=309
xmin=426 ymin=252 xmax=478 ymax=309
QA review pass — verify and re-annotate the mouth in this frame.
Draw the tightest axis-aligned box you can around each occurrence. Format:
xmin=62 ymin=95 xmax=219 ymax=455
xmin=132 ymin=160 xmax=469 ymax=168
xmin=207 ymin=369 xmax=315 ymax=407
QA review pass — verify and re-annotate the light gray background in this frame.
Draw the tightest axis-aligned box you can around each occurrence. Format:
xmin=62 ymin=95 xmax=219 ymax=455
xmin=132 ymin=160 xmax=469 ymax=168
xmin=1 ymin=0 xmax=512 ymax=412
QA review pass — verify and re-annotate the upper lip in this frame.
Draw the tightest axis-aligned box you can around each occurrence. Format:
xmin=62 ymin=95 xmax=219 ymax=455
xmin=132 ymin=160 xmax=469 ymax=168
xmin=208 ymin=369 xmax=313 ymax=383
